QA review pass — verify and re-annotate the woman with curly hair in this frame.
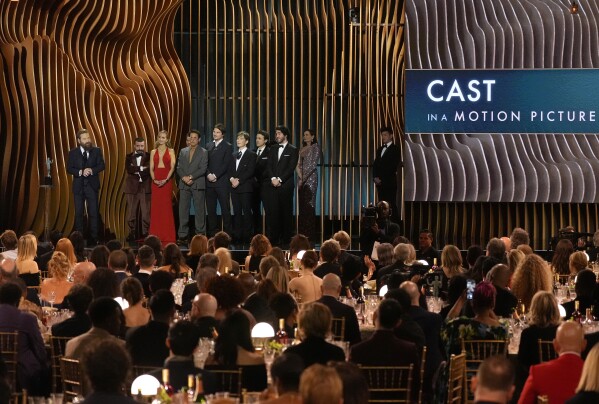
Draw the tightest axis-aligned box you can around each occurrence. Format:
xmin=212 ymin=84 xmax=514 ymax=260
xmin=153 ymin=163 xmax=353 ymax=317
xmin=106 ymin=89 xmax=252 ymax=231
xmin=244 ymin=234 xmax=272 ymax=273
xmin=510 ymin=254 xmax=553 ymax=310
xmin=41 ymin=251 xmax=73 ymax=305
xmin=205 ymin=275 xmax=245 ymax=320
xmin=55 ymin=238 xmax=78 ymax=269
xmin=551 ymin=239 xmax=574 ymax=276
xmin=159 ymin=243 xmax=192 ymax=278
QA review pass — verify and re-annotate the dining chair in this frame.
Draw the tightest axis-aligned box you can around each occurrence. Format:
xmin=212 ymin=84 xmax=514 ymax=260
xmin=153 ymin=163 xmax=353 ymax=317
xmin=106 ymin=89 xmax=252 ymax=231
xmin=359 ymin=364 xmax=414 ymax=403
xmin=331 ymin=317 xmax=346 ymax=341
xmin=447 ymin=353 xmax=466 ymax=404
xmin=537 ymin=339 xmax=557 ymax=363
xmin=60 ymin=357 xmax=84 ymax=401
xmin=49 ymin=335 xmax=71 ymax=393
xmin=418 ymin=346 xmax=427 ymax=404
xmin=0 ymin=331 xmax=19 ymax=393
xmin=461 ymin=339 xmax=509 ymax=404
xmin=204 ymin=367 xmax=243 ymax=397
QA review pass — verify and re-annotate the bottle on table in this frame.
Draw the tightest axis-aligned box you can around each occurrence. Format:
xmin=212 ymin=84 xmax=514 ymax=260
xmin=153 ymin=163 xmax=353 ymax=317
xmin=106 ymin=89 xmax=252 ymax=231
xmin=572 ymin=301 xmax=583 ymax=323
xmin=192 ymin=374 xmax=206 ymax=403
xmin=161 ymin=368 xmax=175 ymax=397
xmin=275 ymin=318 xmax=288 ymax=345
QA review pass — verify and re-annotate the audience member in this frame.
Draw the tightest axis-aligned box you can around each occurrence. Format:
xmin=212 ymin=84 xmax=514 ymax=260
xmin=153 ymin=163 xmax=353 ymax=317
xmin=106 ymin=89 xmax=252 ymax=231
xmin=511 ymin=254 xmax=553 ymax=309
xmin=41 ymin=251 xmax=73 ymax=305
xmin=551 ymin=239 xmax=575 ymax=276
xmin=269 ymin=292 xmax=299 ymax=339
xmin=569 ymin=251 xmax=589 ymax=276
xmin=329 ymin=361 xmax=369 ymax=404
xmin=261 ymin=353 xmax=304 ymax=404
xmin=134 ymin=245 xmax=155 ymax=298
xmin=108 ymin=249 xmax=129 ymax=283
xmin=288 ymin=250 xmax=323 ymax=303
xmin=562 ymin=269 xmax=598 ymax=319
xmin=186 ymin=234 xmax=209 ymax=272
xmin=258 ymin=256 xmax=280 ymax=281
xmin=37 ymin=230 xmax=63 ymax=271
xmin=143 ymin=235 xmax=163 ymax=265
xmin=73 ymin=261 xmax=96 ymax=285
xmin=472 ymin=355 xmax=515 ymax=404
xmin=416 ymin=229 xmax=440 ymax=264
xmin=159 ymin=243 xmax=192 ymax=278
xmin=244 ymin=234 xmax=271 ymax=273
xmin=0 ymin=230 xmax=18 ymax=260
xmin=466 ymin=245 xmax=484 ymax=270
xmin=68 ymin=231 xmax=87 ymax=262
xmin=148 ymin=270 xmax=174 ymax=295
xmin=383 ymin=288 xmax=426 ymax=348
xmin=314 ymin=239 xmax=341 ymax=278
xmin=105 ymin=239 xmax=122 ymax=252
xmin=299 ymin=364 xmax=343 ymax=404
xmin=205 ymin=275 xmax=246 ymax=320
xmin=86 ymin=267 xmax=120 ymax=298
xmin=126 ymin=290 xmax=175 ymax=366
xmin=190 ymin=293 xmax=219 ymax=338
xmin=566 ymin=344 xmax=599 ymax=403
xmin=242 ymin=278 xmax=277 ymax=328
xmin=519 ymin=321 xmax=585 ymax=404
xmin=89 ymin=245 xmax=110 ymax=268
xmin=510 ymin=227 xmax=530 ymax=250
xmin=121 ymin=277 xmax=150 ymax=328
xmin=316 ymin=274 xmax=361 ymax=345
xmin=266 ymin=264 xmax=289 ymax=293
xmin=51 ymin=284 xmax=93 ymax=338
xmin=486 ymin=263 xmax=518 ymax=317
xmin=66 ymin=297 xmax=124 ymax=359
xmin=181 ymin=254 xmax=219 ymax=311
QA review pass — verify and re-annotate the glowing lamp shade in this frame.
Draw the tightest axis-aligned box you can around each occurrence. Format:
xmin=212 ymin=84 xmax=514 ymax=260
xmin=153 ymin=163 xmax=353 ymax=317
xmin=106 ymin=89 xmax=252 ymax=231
xmin=558 ymin=304 xmax=567 ymax=318
xmin=251 ymin=322 xmax=275 ymax=338
xmin=114 ymin=296 xmax=130 ymax=310
xmin=131 ymin=374 xmax=161 ymax=396
xmin=379 ymin=285 xmax=388 ymax=297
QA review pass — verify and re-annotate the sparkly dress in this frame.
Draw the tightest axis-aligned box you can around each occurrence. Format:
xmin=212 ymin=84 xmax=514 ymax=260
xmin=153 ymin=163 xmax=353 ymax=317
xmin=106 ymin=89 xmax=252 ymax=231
xmin=298 ymin=143 xmax=322 ymax=239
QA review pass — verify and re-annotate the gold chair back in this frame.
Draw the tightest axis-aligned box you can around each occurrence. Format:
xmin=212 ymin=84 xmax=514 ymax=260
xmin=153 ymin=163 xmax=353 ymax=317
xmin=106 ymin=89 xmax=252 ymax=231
xmin=60 ymin=357 xmax=83 ymax=401
xmin=360 ymin=364 xmax=414 ymax=403
xmin=447 ymin=353 xmax=466 ymax=404
xmin=0 ymin=332 xmax=18 ymax=393
xmin=461 ymin=339 xmax=508 ymax=404
xmin=49 ymin=336 xmax=71 ymax=393
xmin=10 ymin=389 xmax=27 ymax=404
xmin=538 ymin=339 xmax=557 ymax=363
xmin=331 ymin=317 xmax=346 ymax=341
xmin=205 ymin=367 xmax=243 ymax=397
xmin=418 ymin=346 xmax=427 ymax=404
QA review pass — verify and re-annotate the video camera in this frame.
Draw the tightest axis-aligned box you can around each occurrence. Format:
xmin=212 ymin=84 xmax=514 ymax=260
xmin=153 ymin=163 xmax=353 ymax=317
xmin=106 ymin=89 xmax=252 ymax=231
xmin=361 ymin=204 xmax=378 ymax=228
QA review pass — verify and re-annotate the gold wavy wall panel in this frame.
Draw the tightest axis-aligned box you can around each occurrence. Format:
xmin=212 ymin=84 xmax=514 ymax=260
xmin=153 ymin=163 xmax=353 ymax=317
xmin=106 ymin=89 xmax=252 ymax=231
xmin=176 ymin=0 xmax=405 ymax=239
xmin=0 ymin=0 xmax=190 ymax=238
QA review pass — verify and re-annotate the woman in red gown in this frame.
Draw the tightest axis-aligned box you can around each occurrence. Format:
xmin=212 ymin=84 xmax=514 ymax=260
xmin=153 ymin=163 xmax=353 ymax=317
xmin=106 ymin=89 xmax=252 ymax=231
xmin=149 ymin=130 xmax=177 ymax=245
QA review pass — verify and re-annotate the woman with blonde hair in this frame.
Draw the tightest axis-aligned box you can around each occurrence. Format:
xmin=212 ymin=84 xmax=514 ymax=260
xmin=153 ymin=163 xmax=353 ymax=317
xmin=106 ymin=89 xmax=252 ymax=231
xmin=16 ymin=234 xmax=40 ymax=275
xmin=214 ymin=247 xmax=235 ymax=275
xmin=266 ymin=265 xmax=290 ymax=293
xmin=517 ymin=291 xmax=561 ymax=369
xmin=569 ymin=251 xmax=589 ymax=275
xmin=41 ymin=251 xmax=73 ymax=305
xmin=507 ymin=249 xmax=525 ymax=274
xmin=441 ymin=245 xmax=464 ymax=279
xmin=567 ymin=344 xmax=599 ymax=403
xmin=55 ymin=238 xmax=78 ymax=269
xmin=510 ymin=254 xmax=553 ymax=310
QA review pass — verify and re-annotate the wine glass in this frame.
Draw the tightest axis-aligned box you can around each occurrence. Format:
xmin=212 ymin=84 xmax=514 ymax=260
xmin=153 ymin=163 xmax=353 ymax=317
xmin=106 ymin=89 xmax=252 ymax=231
xmin=48 ymin=291 xmax=56 ymax=309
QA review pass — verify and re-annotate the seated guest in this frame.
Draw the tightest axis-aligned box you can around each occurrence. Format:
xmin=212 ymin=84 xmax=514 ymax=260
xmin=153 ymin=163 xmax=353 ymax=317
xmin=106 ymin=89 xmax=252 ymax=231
xmin=566 ymin=344 xmax=599 ymax=404
xmin=286 ymin=302 xmax=345 ymax=367
xmin=486 ymin=264 xmax=518 ymax=318
xmin=107 ymin=250 xmax=129 ymax=284
xmin=258 ymin=256 xmax=280 ymax=281
xmin=16 ymin=234 xmax=41 ymax=277
xmin=133 ymin=245 xmax=155 ymax=298
xmin=562 ymin=269 xmax=598 ymax=319
xmin=439 ymin=275 xmax=468 ymax=320
xmin=41 ymin=251 xmax=73 ymax=305
xmin=205 ymin=309 xmax=267 ymax=392
xmin=214 ymin=247 xmax=239 ymax=276
xmin=472 ymin=355 xmax=515 ymax=404
xmin=149 ymin=321 xmax=217 ymax=393
xmin=190 ymin=293 xmax=219 ymax=338
xmin=340 ymin=256 xmax=363 ymax=298
xmin=269 ymin=292 xmax=299 ymax=339
xmin=67 ymin=232 xmax=85 ymax=263
xmin=266 ymin=265 xmax=290 ymax=293
xmin=65 ymin=297 xmax=124 ymax=359
xmin=288 ymin=250 xmax=323 ymax=304
xmin=105 ymin=239 xmax=122 ymax=252
xmin=242 ymin=278 xmax=277 ymax=328
xmin=148 ymin=270 xmax=174 ymax=296
xmin=416 ymin=228 xmax=441 ymax=264
xmin=86 ymin=267 xmax=120 ymax=299
xmin=51 ymin=284 xmax=94 ymax=338
xmin=333 ymin=230 xmax=361 ymax=268
xmin=383 ymin=288 xmax=426 ymax=349
xmin=88 ymin=245 xmax=110 ymax=269
xmin=316 ymin=274 xmax=361 ymax=345
xmin=0 ymin=230 xmax=18 ymax=260
xmin=466 ymin=245 xmax=484 ymax=271
xmin=0 ymin=257 xmax=17 ymax=285
xmin=376 ymin=243 xmax=410 ymax=291
xmin=518 ymin=291 xmax=561 ymax=370
xmin=205 ymin=275 xmax=247 ymax=321
xmin=12 ymin=278 xmax=43 ymax=322
xmin=126 ymin=290 xmax=175 ymax=366
xmin=159 ymin=243 xmax=192 ymax=278
xmin=314 ymin=239 xmax=342 ymax=278
xmin=442 ymin=281 xmax=509 ymax=357
xmin=329 ymin=362 xmax=369 ymax=404
xmin=519 ymin=321 xmax=586 ymax=404
xmin=0 ymin=282 xmax=48 ymax=395
xmin=72 ymin=261 xmax=96 ymax=285
xmin=299 ymin=364 xmax=343 ymax=404
xmin=350 ymin=298 xmax=420 ymax=401
xmin=261 ymin=353 xmax=304 ymax=404
xmin=186 ymin=234 xmax=209 ymax=274
xmin=244 ymin=234 xmax=271 ymax=273
xmin=80 ymin=339 xmax=139 ymax=404
xmin=569 ymin=251 xmax=589 ymax=276
xmin=121 ymin=277 xmax=150 ymax=328
xmin=181 ymin=254 xmax=219 ymax=312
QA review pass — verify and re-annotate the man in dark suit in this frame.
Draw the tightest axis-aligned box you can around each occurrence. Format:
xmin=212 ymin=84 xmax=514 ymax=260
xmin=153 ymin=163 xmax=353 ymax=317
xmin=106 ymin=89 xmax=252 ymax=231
xmin=253 ymin=130 xmax=270 ymax=234
xmin=149 ymin=321 xmax=217 ymax=393
xmin=313 ymin=239 xmax=342 ymax=278
xmin=206 ymin=123 xmax=234 ymax=236
xmin=177 ymin=130 xmax=209 ymax=243
xmin=229 ymin=131 xmax=257 ymax=243
xmin=349 ymin=298 xmax=420 ymax=402
xmin=264 ymin=125 xmax=299 ymax=247
xmin=66 ymin=128 xmax=105 ymax=244
xmin=134 ymin=245 xmax=155 ymax=298
xmin=372 ymin=126 xmax=400 ymax=222
xmin=316 ymin=274 xmax=361 ymax=345
xmin=124 ymin=137 xmax=151 ymax=241
xmin=51 ymin=284 xmax=93 ymax=338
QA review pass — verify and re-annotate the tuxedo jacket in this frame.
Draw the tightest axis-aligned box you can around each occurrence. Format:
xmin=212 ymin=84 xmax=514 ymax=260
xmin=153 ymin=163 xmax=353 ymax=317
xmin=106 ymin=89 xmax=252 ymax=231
xmin=229 ymin=149 xmax=257 ymax=193
xmin=124 ymin=151 xmax=151 ymax=194
xmin=254 ymin=146 xmax=271 ymax=184
xmin=206 ymin=140 xmax=234 ymax=188
xmin=177 ymin=146 xmax=208 ymax=190
xmin=265 ymin=143 xmax=299 ymax=191
xmin=372 ymin=143 xmax=400 ymax=183
xmin=67 ymin=146 xmax=105 ymax=192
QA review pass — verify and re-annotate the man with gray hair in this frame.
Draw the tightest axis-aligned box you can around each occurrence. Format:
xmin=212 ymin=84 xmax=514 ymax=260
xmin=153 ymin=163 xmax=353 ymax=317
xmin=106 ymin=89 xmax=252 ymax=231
xmin=472 ymin=355 xmax=515 ymax=404
xmin=191 ymin=293 xmax=219 ymax=338
xmin=510 ymin=227 xmax=530 ymax=250
xmin=316 ymin=274 xmax=361 ymax=345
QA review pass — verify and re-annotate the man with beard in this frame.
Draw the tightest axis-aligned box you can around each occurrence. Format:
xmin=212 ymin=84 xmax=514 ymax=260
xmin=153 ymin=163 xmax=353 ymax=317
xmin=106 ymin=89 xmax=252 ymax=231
xmin=67 ymin=128 xmax=105 ymax=245
xmin=124 ymin=137 xmax=151 ymax=241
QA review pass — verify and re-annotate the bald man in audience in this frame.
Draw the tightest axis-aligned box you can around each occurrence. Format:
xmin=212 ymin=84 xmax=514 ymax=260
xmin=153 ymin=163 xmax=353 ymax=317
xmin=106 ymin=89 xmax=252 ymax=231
xmin=72 ymin=261 xmax=96 ymax=285
xmin=472 ymin=355 xmax=515 ymax=404
xmin=518 ymin=321 xmax=586 ymax=404
xmin=0 ymin=258 xmax=16 ymax=285
xmin=315 ymin=274 xmax=361 ymax=345
xmin=191 ymin=293 xmax=219 ymax=338
xmin=500 ymin=236 xmax=511 ymax=251
xmin=400 ymin=281 xmax=443 ymax=401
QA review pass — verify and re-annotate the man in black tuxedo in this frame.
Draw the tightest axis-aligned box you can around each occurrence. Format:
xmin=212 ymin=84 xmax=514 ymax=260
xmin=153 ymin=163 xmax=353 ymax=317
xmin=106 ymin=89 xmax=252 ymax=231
xmin=66 ymin=129 xmax=105 ymax=244
xmin=265 ymin=125 xmax=299 ymax=247
xmin=253 ymin=130 xmax=270 ymax=234
xmin=206 ymin=123 xmax=234 ymax=236
xmin=372 ymin=126 xmax=400 ymax=222
xmin=316 ymin=274 xmax=361 ymax=345
xmin=229 ymin=131 xmax=256 ymax=243
xmin=124 ymin=137 xmax=151 ymax=241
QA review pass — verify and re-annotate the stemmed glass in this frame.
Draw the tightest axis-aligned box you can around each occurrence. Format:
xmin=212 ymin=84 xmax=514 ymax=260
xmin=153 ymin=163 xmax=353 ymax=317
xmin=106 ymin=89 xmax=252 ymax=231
xmin=48 ymin=291 xmax=56 ymax=309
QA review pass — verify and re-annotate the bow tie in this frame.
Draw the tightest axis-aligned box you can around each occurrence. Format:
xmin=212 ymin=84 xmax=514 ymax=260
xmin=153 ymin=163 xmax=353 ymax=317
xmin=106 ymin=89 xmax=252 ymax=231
xmin=382 ymin=144 xmax=388 ymax=149
xmin=135 ymin=152 xmax=144 ymax=157
xmin=279 ymin=144 xmax=285 ymax=148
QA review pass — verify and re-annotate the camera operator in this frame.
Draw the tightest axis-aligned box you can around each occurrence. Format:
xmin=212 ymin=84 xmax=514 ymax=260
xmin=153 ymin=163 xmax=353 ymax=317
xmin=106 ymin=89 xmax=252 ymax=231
xmin=359 ymin=201 xmax=400 ymax=257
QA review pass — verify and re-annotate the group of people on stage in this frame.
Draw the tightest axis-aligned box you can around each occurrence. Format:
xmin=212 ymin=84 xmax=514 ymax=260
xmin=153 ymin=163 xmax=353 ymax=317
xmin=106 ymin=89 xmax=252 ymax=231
xmin=67 ymin=123 xmax=338 ymax=247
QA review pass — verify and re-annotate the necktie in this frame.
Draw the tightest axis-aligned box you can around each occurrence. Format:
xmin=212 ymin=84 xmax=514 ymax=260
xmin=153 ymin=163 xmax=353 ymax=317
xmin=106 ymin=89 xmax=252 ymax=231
xmin=257 ymin=149 xmax=262 ymax=157
xmin=82 ymin=151 xmax=88 ymax=167
xmin=237 ymin=151 xmax=242 ymax=160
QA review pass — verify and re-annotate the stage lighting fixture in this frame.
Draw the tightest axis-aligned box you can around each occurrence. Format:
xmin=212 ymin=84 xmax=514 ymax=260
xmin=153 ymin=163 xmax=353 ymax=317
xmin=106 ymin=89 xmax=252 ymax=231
xmin=348 ymin=7 xmax=360 ymax=24
xmin=570 ymin=1 xmax=579 ymax=14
